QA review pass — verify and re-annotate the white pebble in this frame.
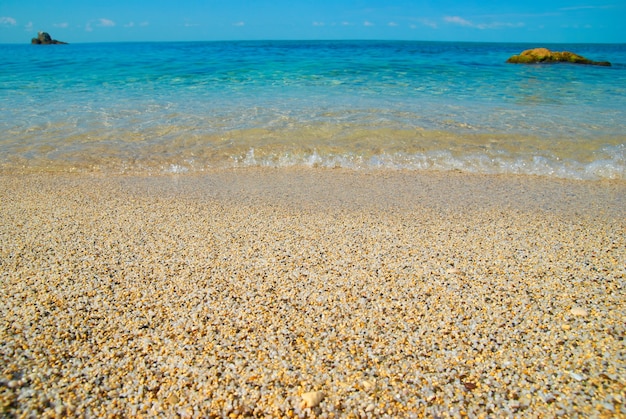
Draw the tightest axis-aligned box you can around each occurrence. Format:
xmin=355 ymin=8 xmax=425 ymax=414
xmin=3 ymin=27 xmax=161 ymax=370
xmin=568 ymin=372 xmax=585 ymax=381
xmin=301 ymin=391 xmax=324 ymax=408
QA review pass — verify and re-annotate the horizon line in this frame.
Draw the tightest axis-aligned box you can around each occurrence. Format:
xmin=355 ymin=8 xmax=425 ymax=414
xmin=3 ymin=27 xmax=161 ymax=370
xmin=4 ymin=38 xmax=626 ymax=45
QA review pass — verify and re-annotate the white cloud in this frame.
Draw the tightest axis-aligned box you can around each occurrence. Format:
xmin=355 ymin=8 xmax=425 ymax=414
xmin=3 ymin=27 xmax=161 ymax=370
xmin=98 ymin=18 xmax=115 ymax=27
xmin=444 ymin=15 xmax=524 ymax=30
xmin=560 ymin=5 xmax=614 ymax=11
xmin=561 ymin=23 xmax=593 ymax=29
xmin=184 ymin=23 xmax=199 ymax=27
xmin=1 ymin=16 xmax=17 ymax=26
xmin=233 ymin=21 xmax=245 ymax=27
xmin=341 ymin=21 xmax=352 ymax=26
xmin=420 ymin=19 xmax=438 ymax=29
xmin=124 ymin=22 xmax=135 ymax=28
xmin=140 ymin=22 xmax=149 ymax=27
xmin=491 ymin=22 xmax=525 ymax=29
xmin=473 ymin=21 xmax=524 ymax=30
xmin=54 ymin=22 xmax=69 ymax=28
xmin=444 ymin=16 xmax=473 ymax=27
xmin=363 ymin=21 xmax=374 ymax=27
xmin=313 ymin=21 xmax=325 ymax=27
xmin=86 ymin=18 xmax=115 ymax=31
xmin=388 ymin=22 xmax=398 ymax=27
xmin=24 ymin=21 xmax=33 ymax=31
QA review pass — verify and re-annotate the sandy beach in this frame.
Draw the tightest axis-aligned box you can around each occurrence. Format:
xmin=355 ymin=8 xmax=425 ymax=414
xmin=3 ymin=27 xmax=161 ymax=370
xmin=1 ymin=169 xmax=624 ymax=418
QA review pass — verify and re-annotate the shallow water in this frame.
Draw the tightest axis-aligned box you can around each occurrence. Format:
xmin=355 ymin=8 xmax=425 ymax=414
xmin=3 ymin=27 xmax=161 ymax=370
xmin=1 ymin=41 xmax=625 ymax=179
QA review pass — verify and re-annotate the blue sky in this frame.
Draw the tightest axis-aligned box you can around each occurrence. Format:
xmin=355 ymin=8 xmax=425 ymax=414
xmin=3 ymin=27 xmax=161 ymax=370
xmin=1 ymin=1 xmax=623 ymax=44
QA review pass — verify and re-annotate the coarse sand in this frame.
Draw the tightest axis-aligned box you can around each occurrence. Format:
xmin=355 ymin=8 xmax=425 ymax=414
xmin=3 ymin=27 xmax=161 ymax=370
xmin=1 ymin=169 xmax=624 ymax=417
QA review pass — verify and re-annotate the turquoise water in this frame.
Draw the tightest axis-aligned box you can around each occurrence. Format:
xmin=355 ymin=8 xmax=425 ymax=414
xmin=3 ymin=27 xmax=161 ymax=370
xmin=1 ymin=41 xmax=625 ymax=179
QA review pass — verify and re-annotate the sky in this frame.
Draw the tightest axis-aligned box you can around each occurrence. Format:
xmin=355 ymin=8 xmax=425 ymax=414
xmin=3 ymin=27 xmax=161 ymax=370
xmin=1 ymin=0 xmax=624 ymax=44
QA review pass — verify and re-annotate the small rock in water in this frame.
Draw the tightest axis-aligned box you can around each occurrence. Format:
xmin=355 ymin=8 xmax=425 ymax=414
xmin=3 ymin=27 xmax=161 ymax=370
xmin=570 ymin=307 xmax=588 ymax=317
xmin=31 ymin=31 xmax=67 ymax=45
xmin=301 ymin=391 xmax=324 ymax=408
xmin=506 ymin=48 xmax=611 ymax=66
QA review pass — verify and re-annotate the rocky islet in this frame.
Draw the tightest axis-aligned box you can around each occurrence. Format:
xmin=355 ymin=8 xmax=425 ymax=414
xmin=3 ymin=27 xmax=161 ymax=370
xmin=31 ymin=31 xmax=67 ymax=45
xmin=507 ymin=47 xmax=610 ymax=66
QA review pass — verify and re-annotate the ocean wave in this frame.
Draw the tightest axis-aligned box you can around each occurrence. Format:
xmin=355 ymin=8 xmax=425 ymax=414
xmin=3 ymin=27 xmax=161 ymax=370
xmin=3 ymin=145 xmax=623 ymax=180
xmin=158 ymin=147 xmax=626 ymax=180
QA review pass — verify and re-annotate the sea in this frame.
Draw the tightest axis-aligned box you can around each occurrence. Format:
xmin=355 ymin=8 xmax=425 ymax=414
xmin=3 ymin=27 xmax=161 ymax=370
xmin=1 ymin=40 xmax=625 ymax=179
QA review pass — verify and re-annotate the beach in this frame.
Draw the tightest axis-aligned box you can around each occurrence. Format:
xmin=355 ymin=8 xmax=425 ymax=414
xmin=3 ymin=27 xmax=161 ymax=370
xmin=1 ymin=169 xmax=624 ymax=417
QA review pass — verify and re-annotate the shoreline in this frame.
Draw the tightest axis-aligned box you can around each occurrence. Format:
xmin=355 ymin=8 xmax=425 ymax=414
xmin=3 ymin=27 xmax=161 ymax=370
xmin=1 ymin=169 xmax=625 ymax=417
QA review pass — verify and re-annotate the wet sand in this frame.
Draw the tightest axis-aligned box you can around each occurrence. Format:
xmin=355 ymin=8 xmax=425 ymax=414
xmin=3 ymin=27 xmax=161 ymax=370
xmin=1 ymin=169 xmax=625 ymax=417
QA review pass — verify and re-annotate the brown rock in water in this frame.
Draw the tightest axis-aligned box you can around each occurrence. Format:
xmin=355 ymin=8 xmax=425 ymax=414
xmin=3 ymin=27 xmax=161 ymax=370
xmin=506 ymin=48 xmax=610 ymax=66
xmin=31 ymin=31 xmax=67 ymax=45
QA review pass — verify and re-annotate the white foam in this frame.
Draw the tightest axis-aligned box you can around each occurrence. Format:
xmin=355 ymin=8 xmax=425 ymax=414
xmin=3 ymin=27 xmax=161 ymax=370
xmin=228 ymin=147 xmax=625 ymax=180
xmin=164 ymin=164 xmax=189 ymax=174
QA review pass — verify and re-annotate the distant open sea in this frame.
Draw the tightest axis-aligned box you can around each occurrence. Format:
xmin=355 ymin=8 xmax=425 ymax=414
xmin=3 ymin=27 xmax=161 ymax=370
xmin=1 ymin=40 xmax=625 ymax=179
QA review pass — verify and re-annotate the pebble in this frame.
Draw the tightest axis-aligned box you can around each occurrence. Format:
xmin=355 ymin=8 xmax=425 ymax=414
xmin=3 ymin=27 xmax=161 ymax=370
xmin=446 ymin=267 xmax=462 ymax=275
xmin=361 ymin=379 xmax=376 ymax=391
xmin=568 ymin=372 xmax=585 ymax=382
xmin=570 ymin=307 xmax=588 ymax=317
xmin=0 ymin=171 xmax=624 ymax=418
xmin=539 ymin=392 xmax=557 ymax=403
xmin=301 ymin=391 xmax=324 ymax=408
